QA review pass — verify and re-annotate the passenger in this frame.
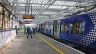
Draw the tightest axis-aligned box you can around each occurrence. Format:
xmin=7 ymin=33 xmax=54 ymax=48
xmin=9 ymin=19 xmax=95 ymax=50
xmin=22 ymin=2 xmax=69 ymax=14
xmin=33 ymin=28 xmax=35 ymax=34
xmin=31 ymin=26 xmax=33 ymax=34
xmin=38 ymin=27 xmax=40 ymax=32
xmin=33 ymin=28 xmax=34 ymax=34
xmin=24 ymin=26 xmax=27 ymax=34
xmin=15 ymin=26 xmax=18 ymax=34
xmin=27 ymin=26 xmax=32 ymax=38
xmin=35 ymin=27 xmax=37 ymax=33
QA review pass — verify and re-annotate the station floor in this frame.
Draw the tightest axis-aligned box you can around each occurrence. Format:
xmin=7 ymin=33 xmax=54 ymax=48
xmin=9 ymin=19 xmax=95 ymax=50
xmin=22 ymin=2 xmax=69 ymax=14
xmin=2 ymin=30 xmax=85 ymax=54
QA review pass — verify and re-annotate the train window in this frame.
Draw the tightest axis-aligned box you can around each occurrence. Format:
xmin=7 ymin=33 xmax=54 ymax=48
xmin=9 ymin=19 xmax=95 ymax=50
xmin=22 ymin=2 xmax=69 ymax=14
xmin=61 ymin=23 xmax=64 ymax=32
xmin=69 ymin=24 xmax=72 ymax=33
xmin=64 ymin=23 xmax=68 ymax=32
xmin=71 ymin=22 xmax=85 ymax=34
xmin=71 ymin=22 xmax=80 ymax=33
xmin=61 ymin=23 xmax=68 ymax=32
xmin=80 ymin=22 xmax=85 ymax=33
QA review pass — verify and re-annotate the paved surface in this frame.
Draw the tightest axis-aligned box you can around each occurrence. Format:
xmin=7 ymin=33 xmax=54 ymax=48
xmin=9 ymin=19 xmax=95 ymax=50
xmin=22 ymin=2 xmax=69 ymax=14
xmin=2 ymin=30 xmax=85 ymax=54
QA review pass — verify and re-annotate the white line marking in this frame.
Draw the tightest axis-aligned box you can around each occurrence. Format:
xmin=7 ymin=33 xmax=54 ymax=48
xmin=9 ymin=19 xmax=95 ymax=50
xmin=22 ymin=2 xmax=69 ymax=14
xmin=40 ymin=34 xmax=85 ymax=54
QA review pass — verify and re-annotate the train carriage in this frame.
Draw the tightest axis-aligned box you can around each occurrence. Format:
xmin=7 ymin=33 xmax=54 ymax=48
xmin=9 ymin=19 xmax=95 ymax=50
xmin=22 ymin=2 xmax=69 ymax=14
xmin=60 ymin=12 xmax=96 ymax=53
xmin=39 ymin=12 xmax=96 ymax=53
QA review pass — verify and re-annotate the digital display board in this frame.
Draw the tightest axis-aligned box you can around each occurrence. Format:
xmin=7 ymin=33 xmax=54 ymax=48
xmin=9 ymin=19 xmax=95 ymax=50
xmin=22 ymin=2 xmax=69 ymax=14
xmin=25 ymin=22 xmax=30 ymax=24
xmin=23 ymin=15 xmax=34 ymax=19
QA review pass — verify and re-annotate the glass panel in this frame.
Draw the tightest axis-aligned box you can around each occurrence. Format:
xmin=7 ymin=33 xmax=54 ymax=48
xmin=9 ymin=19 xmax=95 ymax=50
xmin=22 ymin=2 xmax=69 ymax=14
xmin=69 ymin=24 xmax=72 ymax=33
xmin=61 ymin=23 xmax=64 ymax=32
xmin=53 ymin=20 xmax=57 ymax=32
xmin=61 ymin=23 xmax=68 ymax=33
xmin=81 ymin=22 xmax=85 ymax=33
xmin=71 ymin=22 xmax=79 ymax=33
xmin=64 ymin=23 xmax=68 ymax=32
xmin=71 ymin=22 xmax=85 ymax=34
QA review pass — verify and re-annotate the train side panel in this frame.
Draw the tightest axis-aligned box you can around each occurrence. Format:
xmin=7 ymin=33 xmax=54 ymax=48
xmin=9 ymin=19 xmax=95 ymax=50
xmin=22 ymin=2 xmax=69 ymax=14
xmin=60 ymin=12 xmax=96 ymax=52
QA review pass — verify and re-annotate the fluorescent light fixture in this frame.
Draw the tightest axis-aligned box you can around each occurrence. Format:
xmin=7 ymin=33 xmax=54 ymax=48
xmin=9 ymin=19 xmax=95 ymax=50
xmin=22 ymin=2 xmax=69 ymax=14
xmin=77 ymin=2 xmax=88 ymax=6
xmin=30 ymin=4 xmax=44 ymax=7
xmin=29 ymin=12 xmax=39 ymax=14
xmin=7 ymin=0 xmax=13 ymax=2
xmin=30 ymin=0 xmax=43 ymax=3
xmin=54 ymin=1 xmax=78 ymax=6
xmin=48 ymin=5 xmax=67 ymax=10
xmin=61 ymin=6 xmax=68 ymax=9
xmin=30 ymin=0 xmax=49 ymax=4
xmin=48 ymin=6 xmax=62 ymax=9
xmin=42 ymin=12 xmax=56 ymax=14
xmin=18 ymin=4 xmax=26 ymax=6
xmin=18 ymin=0 xmax=26 ymax=3
xmin=18 ymin=11 xmax=25 ymax=14
xmin=68 ymin=7 xmax=75 ymax=10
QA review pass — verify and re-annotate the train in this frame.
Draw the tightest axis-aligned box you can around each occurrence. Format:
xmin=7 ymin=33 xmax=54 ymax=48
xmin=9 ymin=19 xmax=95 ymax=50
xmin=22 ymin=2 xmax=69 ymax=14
xmin=38 ymin=12 xmax=96 ymax=54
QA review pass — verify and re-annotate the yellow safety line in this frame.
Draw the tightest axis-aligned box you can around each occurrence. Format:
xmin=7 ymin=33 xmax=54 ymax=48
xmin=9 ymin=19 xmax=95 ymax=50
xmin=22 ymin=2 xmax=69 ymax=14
xmin=36 ymin=34 xmax=64 ymax=54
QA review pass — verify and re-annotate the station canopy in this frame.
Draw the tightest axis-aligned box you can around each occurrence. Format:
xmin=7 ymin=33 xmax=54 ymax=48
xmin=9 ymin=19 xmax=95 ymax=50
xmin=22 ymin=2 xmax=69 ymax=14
xmin=2 ymin=0 xmax=96 ymax=24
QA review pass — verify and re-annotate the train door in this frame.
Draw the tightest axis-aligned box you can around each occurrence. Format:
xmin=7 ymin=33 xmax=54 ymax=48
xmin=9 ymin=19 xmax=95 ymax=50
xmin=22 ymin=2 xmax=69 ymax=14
xmin=50 ymin=21 xmax=53 ymax=36
xmin=48 ymin=21 xmax=53 ymax=36
xmin=53 ymin=20 xmax=60 ymax=38
xmin=53 ymin=20 xmax=57 ymax=36
xmin=57 ymin=20 xmax=60 ymax=38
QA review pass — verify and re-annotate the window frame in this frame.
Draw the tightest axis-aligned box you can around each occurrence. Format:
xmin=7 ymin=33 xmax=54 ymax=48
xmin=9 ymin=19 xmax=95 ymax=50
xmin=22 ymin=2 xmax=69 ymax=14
xmin=71 ymin=21 xmax=85 ymax=34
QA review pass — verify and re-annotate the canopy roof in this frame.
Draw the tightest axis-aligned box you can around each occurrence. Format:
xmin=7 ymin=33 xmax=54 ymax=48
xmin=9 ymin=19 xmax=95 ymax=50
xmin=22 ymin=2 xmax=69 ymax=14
xmin=1 ymin=0 xmax=96 ymax=24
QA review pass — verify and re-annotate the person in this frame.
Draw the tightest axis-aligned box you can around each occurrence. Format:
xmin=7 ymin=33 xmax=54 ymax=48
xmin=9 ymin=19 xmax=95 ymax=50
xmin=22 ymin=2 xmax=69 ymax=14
xmin=33 ymin=28 xmax=35 ymax=34
xmin=27 ymin=26 xmax=32 ymax=38
xmin=35 ymin=27 xmax=37 ymax=33
xmin=15 ymin=26 xmax=18 ymax=34
xmin=24 ymin=26 xmax=27 ymax=34
xmin=31 ymin=26 xmax=33 ymax=34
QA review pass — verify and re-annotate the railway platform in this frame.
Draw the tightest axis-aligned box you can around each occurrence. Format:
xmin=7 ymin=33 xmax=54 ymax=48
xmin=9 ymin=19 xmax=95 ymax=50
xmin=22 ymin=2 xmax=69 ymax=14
xmin=2 ymin=30 xmax=85 ymax=54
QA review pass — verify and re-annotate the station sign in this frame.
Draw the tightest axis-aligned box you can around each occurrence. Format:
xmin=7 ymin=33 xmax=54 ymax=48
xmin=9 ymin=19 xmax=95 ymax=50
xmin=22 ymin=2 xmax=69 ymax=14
xmin=23 ymin=15 xmax=34 ymax=19
xmin=24 ymin=21 xmax=32 ymax=24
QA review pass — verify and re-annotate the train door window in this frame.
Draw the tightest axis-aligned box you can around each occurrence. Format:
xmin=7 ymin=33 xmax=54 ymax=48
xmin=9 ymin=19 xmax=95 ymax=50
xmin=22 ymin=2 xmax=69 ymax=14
xmin=61 ymin=23 xmax=64 ymax=32
xmin=53 ymin=20 xmax=57 ymax=32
